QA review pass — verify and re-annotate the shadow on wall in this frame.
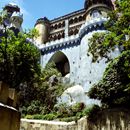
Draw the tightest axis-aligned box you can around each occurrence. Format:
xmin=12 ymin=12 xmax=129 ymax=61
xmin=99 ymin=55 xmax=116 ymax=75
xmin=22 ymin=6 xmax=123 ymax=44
xmin=88 ymin=108 xmax=130 ymax=130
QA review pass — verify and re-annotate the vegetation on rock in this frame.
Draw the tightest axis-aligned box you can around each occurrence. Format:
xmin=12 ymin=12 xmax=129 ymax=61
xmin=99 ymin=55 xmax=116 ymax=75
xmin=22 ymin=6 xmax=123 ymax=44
xmin=20 ymin=62 xmax=68 ymax=116
xmin=24 ymin=102 xmax=96 ymax=122
xmin=88 ymin=51 xmax=130 ymax=108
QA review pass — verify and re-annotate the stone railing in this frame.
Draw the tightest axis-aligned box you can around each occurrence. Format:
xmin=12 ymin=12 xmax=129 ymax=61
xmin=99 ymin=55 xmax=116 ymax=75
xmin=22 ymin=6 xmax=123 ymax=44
xmin=20 ymin=108 xmax=130 ymax=130
xmin=20 ymin=116 xmax=87 ymax=130
xmin=0 ymin=81 xmax=20 ymax=130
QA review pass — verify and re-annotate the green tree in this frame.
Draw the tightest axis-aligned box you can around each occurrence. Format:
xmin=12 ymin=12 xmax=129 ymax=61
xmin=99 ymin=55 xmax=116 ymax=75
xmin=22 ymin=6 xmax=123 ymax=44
xmin=88 ymin=51 xmax=130 ymax=108
xmin=0 ymin=13 xmax=41 ymax=90
xmin=88 ymin=0 xmax=130 ymax=62
xmin=20 ymin=62 xmax=67 ymax=115
xmin=88 ymin=0 xmax=130 ymax=108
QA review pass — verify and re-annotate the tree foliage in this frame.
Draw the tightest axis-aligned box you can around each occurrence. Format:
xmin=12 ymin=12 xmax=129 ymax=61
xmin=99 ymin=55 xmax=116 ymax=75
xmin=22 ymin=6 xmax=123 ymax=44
xmin=88 ymin=0 xmax=130 ymax=62
xmin=0 ymin=10 xmax=41 ymax=90
xmin=0 ymin=28 xmax=40 ymax=90
xmin=20 ymin=62 xmax=67 ymax=115
xmin=88 ymin=51 xmax=130 ymax=108
xmin=88 ymin=0 xmax=130 ymax=108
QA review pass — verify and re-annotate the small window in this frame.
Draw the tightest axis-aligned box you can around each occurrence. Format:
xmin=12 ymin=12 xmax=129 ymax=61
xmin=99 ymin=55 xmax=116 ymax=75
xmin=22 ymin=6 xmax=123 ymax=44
xmin=91 ymin=10 xmax=101 ymax=18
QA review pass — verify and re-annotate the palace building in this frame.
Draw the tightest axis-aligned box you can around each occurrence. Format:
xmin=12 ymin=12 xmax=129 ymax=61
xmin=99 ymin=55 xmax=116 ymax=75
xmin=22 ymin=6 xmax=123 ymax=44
xmin=34 ymin=0 xmax=119 ymax=104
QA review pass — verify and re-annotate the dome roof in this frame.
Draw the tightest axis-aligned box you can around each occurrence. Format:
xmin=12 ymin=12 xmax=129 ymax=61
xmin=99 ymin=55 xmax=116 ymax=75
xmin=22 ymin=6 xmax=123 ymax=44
xmin=35 ymin=17 xmax=50 ymax=26
xmin=84 ymin=0 xmax=113 ymax=10
xmin=3 ymin=3 xmax=20 ymax=12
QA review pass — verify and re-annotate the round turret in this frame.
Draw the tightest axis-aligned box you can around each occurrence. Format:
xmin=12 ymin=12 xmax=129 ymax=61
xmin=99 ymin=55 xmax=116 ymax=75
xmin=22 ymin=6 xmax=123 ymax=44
xmin=34 ymin=17 xmax=50 ymax=44
xmin=1 ymin=3 xmax=23 ymax=32
xmin=3 ymin=3 xmax=20 ymax=18
xmin=10 ymin=12 xmax=23 ymax=29
xmin=84 ymin=0 xmax=113 ymax=10
xmin=84 ymin=0 xmax=114 ymax=22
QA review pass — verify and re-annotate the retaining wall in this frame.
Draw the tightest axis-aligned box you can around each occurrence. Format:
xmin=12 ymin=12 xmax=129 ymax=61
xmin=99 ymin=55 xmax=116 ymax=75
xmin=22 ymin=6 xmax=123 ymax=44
xmin=20 ymin=109 xmax=130 ymax=130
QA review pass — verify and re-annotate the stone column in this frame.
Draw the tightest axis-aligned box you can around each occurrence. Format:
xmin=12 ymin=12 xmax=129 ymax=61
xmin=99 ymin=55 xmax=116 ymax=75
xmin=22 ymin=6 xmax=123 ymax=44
xmin=65 ymin=19 xmax=69 ymax=37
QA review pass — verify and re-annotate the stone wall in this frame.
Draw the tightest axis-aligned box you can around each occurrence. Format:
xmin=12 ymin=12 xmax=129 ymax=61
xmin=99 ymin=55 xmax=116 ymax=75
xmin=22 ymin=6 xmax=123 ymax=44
xmin=20 ymin=109 xmax=130 ymax=130
xmin=88 ymin=108 xmax=130 ymax=130
xmin=0 ymin=105 xmax=20 ymax=130
xmin=0 ymin=81 xmax=20 ymax=130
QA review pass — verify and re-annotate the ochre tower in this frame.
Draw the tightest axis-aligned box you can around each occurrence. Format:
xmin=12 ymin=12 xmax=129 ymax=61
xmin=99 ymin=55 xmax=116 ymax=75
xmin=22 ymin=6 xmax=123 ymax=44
xmin=34 ymin=17 xmax=50 ymax=44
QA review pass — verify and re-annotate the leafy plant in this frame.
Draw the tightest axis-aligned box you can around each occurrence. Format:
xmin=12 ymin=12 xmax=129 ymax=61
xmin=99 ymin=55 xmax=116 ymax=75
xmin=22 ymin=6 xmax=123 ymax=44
xmin=20 ymin=62 xmax=68 ymax=116
xmin=71 ymin=102 xmax=85 ymax=113
xmin=88 ymin=51 xmax=130 ymax=108
xmin=42 ymin=113 xmax=57 ymax=120
xmin=88 ymin=0 xmax=130 ymax=63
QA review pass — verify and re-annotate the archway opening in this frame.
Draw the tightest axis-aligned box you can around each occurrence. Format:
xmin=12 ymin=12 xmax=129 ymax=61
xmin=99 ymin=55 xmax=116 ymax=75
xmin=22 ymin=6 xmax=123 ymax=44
xmin=49 ymin=51 xmax=70 ymax=77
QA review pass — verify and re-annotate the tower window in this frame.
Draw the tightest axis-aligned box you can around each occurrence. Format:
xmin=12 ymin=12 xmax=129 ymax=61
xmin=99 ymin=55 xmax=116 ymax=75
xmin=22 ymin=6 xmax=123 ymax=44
xmin=91 ymin=10 xmax=101 ymax=18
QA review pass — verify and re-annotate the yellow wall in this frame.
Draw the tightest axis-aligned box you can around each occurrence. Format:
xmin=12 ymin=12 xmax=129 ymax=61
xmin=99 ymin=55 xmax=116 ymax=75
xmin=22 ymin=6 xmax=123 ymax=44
xmin=0 ymin=106 xmax=20 ymax=130
xmin=35 ymin=23 xmax=49 ymax=44
xmin=0 ymin=81 xmax=20 ymax=130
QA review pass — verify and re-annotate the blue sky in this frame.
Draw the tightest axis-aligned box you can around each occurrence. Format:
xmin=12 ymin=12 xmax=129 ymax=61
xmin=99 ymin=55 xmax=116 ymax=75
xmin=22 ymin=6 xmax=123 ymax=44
xmin=0 ymin=0 xmax=84 ymax=29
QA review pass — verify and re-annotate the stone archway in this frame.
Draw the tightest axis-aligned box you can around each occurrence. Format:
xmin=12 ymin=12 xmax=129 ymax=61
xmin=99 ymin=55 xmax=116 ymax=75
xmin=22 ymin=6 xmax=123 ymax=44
xmin=49 ymin=51 xmax=70 ymax=76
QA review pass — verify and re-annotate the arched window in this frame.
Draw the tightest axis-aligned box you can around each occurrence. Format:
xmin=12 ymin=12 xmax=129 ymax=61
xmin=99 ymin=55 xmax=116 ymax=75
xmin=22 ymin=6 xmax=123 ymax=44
xmin=58 ymin=34 xmax=61 ymax=39
xmin=74 ymin=17 xmax=78 ymax=23
xmin=69 ymin=19 xmax=73 ymax=24
xmin=58 ymin=23 xmax=62 ymax=28
xmin=79 ymin=16 xmax=83 ymax=22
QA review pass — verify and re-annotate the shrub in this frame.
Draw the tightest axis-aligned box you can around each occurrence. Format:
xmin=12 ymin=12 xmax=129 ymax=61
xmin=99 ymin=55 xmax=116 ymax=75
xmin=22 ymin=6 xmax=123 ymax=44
xmin=76 ymin=112 xmax=83 ymax=119
xmin=60 ymin=116 xmax=77 ymax=122
xmin=54 ymin=103 xmax=72 ymax=118
xmin=42 ymin=113 xmax=57 ymax=120
xmin=25 ymin=115 xmax=33 ymax=119
xmin=33 ymin=114 xmax=44 ymax=120
xmin=71 ymin=102 xmax=85 ymax=113
xmin=86 ymin=105 xmax=101 ymax=121
xmin=26 ymin=100 xmax=42 ymax=115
